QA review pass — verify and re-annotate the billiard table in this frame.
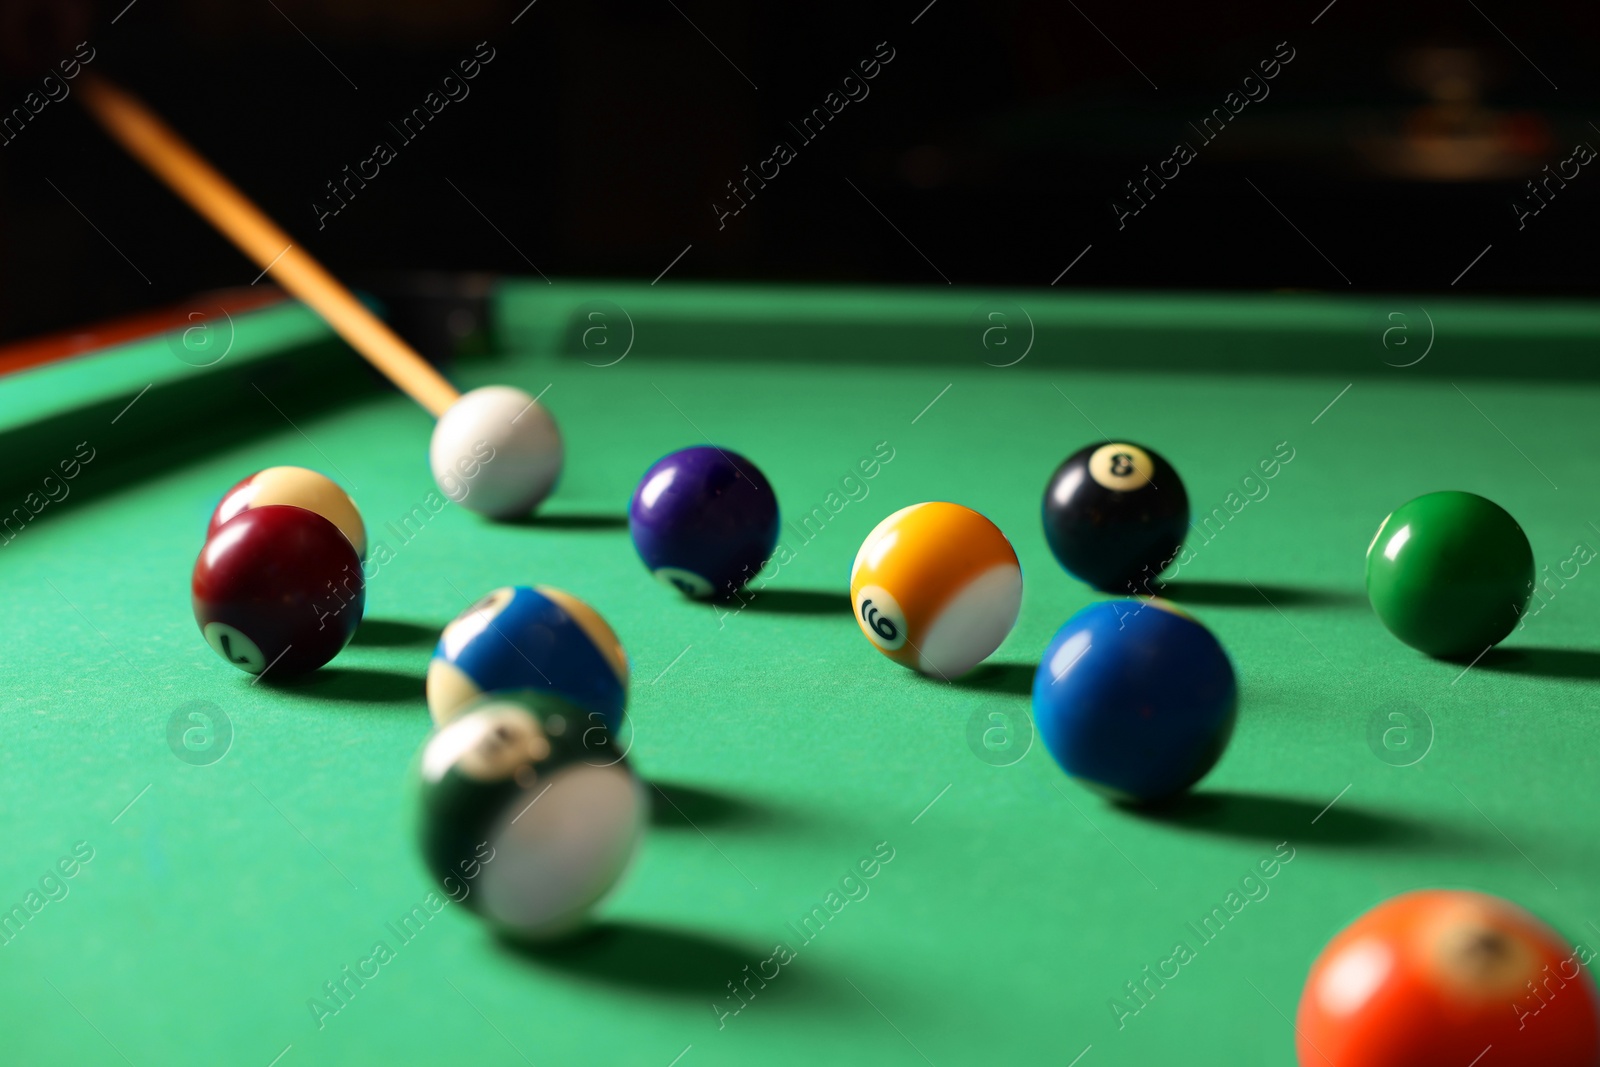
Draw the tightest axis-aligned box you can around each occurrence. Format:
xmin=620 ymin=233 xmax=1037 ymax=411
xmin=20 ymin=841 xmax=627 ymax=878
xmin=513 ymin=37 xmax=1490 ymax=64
xmin=4 ymin=280 xmax=1600 ymax=1066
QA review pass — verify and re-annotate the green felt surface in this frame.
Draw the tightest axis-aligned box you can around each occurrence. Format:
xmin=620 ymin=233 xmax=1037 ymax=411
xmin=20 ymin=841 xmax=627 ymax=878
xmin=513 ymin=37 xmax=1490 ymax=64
xmin=498 ymin=279 xmax=1600 ymax=379
xmin=3 ymin=284 xmax=1599 ymax=1067
xmin=0 ymin=299 xmax=329 ymax=435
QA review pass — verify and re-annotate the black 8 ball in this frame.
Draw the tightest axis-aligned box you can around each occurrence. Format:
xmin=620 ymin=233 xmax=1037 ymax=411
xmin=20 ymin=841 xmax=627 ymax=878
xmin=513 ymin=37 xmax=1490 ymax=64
xmin=1042 ymin=441 xmax=1189 ymax=592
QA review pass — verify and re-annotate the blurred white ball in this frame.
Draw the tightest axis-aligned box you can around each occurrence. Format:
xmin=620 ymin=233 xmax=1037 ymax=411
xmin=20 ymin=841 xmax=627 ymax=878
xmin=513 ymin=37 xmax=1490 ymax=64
xmin=430 ymin=385 xmax=563 ymax=519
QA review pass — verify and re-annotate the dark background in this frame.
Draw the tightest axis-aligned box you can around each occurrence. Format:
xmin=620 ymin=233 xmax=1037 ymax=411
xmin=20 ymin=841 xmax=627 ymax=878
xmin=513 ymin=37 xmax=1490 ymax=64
xmin=0 ymin=0 xmax=1594 ymax=343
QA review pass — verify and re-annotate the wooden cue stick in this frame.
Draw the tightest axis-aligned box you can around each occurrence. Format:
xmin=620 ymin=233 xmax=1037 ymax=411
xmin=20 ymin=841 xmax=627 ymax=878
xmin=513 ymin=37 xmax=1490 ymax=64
xmin=77 ymin=73 xmax=461 ymax=418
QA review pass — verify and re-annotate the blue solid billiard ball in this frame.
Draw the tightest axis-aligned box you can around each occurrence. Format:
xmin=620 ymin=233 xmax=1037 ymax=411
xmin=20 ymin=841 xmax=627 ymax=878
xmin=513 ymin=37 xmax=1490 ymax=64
xmin=1032 ymin=599 xmax=1237 ymax=803
xmin=426 ymin=586 xmax=629 ymax=732
xmin=629 ymin=445 xmax=780 ymax=599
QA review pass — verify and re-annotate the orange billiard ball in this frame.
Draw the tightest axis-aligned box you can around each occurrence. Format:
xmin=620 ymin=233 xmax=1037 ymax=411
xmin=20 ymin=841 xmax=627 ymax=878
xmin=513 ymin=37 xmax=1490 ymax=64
xmin=849 ymin=502 xmax=1022 ymax=678
xmin=1297 ymin=890 xmax=1600 ymax=1066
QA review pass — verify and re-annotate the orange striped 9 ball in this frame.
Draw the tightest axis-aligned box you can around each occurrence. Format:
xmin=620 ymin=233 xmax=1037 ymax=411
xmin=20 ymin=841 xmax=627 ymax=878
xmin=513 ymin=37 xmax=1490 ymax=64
xmin=849 ymin=502 xmax=1022 ymax=679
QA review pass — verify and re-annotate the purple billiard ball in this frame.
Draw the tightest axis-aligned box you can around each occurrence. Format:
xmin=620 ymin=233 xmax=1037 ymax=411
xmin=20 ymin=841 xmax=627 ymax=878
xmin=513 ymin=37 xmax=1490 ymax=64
xmin=629 ymin=446 xmax=780 ymax=599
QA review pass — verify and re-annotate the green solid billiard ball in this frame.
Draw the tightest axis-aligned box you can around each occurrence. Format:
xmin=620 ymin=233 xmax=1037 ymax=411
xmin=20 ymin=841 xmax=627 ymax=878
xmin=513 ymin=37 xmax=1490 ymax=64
xmin=1365 ymin=491 xmax=1533 ymax=658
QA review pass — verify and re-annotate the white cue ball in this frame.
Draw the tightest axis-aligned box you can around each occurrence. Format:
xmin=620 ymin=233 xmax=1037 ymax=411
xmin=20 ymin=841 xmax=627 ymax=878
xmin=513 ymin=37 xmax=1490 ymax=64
xmin=430 ymin=385 xmax=563 ymax=519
